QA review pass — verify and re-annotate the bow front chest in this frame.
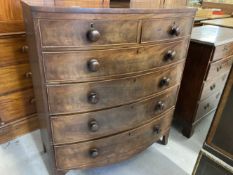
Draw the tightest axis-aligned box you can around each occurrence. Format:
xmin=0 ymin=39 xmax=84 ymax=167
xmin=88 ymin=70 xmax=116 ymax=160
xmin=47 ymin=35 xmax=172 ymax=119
xmin=21 ymin=1 xmax=195 ymax=174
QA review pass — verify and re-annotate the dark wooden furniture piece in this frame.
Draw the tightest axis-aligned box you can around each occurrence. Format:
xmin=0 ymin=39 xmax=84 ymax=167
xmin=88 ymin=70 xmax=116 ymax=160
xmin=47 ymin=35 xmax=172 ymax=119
xmin=0 ymin=0 xmax=39 ymax=143
xmin=202 ymin=18 xmax=233 ymax=29
xmin=175 ymin=25 xmax=233 ymax=138
xmin=22 ymin=0 xmax=195 ymax=174
xmin=193 ymin=67 xmax=233 ymax=175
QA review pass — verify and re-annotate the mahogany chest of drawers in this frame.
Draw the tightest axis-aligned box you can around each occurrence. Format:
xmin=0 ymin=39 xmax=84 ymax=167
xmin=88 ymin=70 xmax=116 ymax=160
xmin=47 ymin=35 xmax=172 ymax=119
xmin=175 ymin=25 xmax=233 ymax=138
xmin=22 ymin=1 xmax=195 ymax=174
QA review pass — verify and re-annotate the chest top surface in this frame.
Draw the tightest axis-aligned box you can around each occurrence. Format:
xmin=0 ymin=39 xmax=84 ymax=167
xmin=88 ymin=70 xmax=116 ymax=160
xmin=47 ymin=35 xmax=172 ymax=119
xmin=21 ymin=0 xmax=196 ymax=14
xmin=191 ymin=25 xmax=233 ymax=46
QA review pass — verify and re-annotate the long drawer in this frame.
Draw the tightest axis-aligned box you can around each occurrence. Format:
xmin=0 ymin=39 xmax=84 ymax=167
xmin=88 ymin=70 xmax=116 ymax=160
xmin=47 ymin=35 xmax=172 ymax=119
xmin=39 ymin=19 xmax=139 ymax=47
xmin=54 ymin=109 xmax=174 ymax=170
xmin=195 ymin=90 xmax=222 ymax=122
xmin=51 ymin=86 xmax=178 ymax=144
xmin=0 ymin=34 xmax=28 ymax=67
xmin=141 ymin=17 xmax=193 ymax=43
xmin=47 ymin=62 xmax=184 ymax=115
xmin=0 ymin=63 xmax=32 ymax=94
xmin=200 ymin=72 xmax=229 ymax=101
xmin=0 ymin=88 xmax=36 ymax=124
xmin=43 ymin=39 xmax=188 ymax=83
xmin=206 ymin=56 xmax=233 ymax=81
xmin=213 ymin=42 xmax=233 ymax=61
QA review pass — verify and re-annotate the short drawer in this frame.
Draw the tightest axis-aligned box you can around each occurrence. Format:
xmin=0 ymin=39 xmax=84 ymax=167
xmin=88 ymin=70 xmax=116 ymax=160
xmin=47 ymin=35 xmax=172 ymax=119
xmin=43 ymin=39 xmax=189 ymax=83
xmin=47 ymin=62 xmax=184 ymax=115
xmin=54 ymin=109 xmax=173 ymax=170
xmin=213 ymin=42 xmax=233 ymax=61
xmin=0 ymin=63 xmax=33 ymax=94
xmin=0 ymin=89 xmax=36 ymax=125
xmin=195 ymin=90 xmax=222 ymax=122
xmin=0 ymin=34 xmax=29 ymax=67
xmin=200 ymin=73 xmax=229 ymax=101
xmin=206 ymin=56 xmax=233 ymax=81
xmin=141 ymin=17 xmax=193 ymax=43
xmin=39 ymin=19 xmax=139 ymax=47
xmin=51 ymin=87 xmax=178 ymax=144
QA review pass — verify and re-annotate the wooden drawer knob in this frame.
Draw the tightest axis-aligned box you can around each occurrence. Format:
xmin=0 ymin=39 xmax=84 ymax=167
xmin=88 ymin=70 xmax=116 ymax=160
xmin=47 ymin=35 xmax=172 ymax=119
xmin=155 ymin=101 xmax=165 ymax=111
xmin=88 ymin=119 xmax=99 ymax=132
xmin=210 ymin=84 xmax=216 ymax=91
xmin=169 ymin=25 xmax=180 ymax=36
xmin=88 ymin=92 xmax=99 ymax=104
xmin=30 ymin=98 xmax=36 ymax=104
xmin=89 ymin=148 xmax=99 ymax=158
xmin=153 ymin=125 xmax=161 ymax=134
xmin=87 ymin=23 xmax=100 ymax=42
xmin=160 ymin=77 xmax=170 ymax=87
xmin=25 ymin=72 xmax=32 ymax=78
xmin=165 ymin=50 xmax=176 ymax=61
xmin=21 ymin=45 xmax=29 ymax=53
xmin=87 ymin=59 xmax=100 ymax=72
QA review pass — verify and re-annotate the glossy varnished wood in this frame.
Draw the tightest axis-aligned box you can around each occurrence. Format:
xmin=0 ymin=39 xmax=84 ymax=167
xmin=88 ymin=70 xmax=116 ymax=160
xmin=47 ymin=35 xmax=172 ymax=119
xmin=54 ymin=109 xmax=174 ymax=170
xmin=43 ymin=39 xmax=189 ymax=83
xmin=0 ymin=33 xmax=29 ymax=67
xmin=47 ymin=62 xmax=184 ymax=114
xmin=51 ymin=86 xmax=178 ymax=144
xmin=0 ymin=88 xmax=36 ymax=124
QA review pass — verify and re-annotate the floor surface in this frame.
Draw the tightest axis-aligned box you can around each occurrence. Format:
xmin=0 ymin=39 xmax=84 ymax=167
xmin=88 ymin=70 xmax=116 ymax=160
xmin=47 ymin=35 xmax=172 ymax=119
xmin=0 ymin=112 xmax=214 ymax=175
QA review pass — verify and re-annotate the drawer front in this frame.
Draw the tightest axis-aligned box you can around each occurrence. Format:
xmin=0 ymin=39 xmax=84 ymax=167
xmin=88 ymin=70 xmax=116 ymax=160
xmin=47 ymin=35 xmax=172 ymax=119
xmin=206 ymin=56 xmax=233 ymax=81
xmin=0 ymin=89 xmax=36 ymax=124
xmin=213 ymin=42 xmax=233 ymax=61
xmin=54 ymin=109 xmax=173 ymax=170
xmin=0 ymin=35 xmax=28 ymax=67
xmin=195 ymin=90 xmax=222 ymax=122
xmin=44 ymin=39 xmax=188 ymax=83
xmin=51 ymin=87 xmax=178 ymax=144
xmin=200 ymin=73 xmax=229 ymax=101
xmin=0 ymin=64 xmax=32 ymax=94
xmin=39 ymin=19 xmax=139 ymax=47
xmin=47 ymin=62 xmax=184 ymax=115
xmin=141 ymin=17 xmax=193 ymax=43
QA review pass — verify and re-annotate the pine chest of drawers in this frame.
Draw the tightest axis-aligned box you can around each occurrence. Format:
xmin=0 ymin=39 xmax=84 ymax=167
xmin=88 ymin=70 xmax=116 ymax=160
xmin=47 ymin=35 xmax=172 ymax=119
xmin=22 ymin=1 xmax=195 ymax=174
xmin=175 ymin=25 xmax=233 ymax=138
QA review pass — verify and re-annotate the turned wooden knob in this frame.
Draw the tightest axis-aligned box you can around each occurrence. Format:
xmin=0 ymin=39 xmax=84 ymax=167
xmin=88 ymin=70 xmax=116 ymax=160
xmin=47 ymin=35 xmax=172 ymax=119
xmin=170 ymin=26 xmax=181 ymax=36
xmin=87 ymin=23 xmax=100 ymax=42
xmin=88 ymin=119 xmax=99 ymax=132
xmin=153 ymin=125 xmax=161 ymax=134
xmin=21 ymin=45 xmax=29 ymax=53
xmin=165 ymin=50 xmax=176 ymax=61
xmin=87 ymin=59 xmax=100 ymax=72
xmin=88 ymin=92 xmax=99 ymax=104
xmin=89 ymin=148 xmax=99 ymax=158
xmin=155 ymin=101 xmax=165 ymax=111
xmin=25 ymin=72 xmax=32 ymax=78
xmin=160 ymin=77 xmax=170 ymax=87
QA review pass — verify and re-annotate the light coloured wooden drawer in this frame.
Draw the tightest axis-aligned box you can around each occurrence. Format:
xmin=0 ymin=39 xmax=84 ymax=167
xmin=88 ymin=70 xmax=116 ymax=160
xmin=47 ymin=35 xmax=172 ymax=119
xmin=200 ymin=72 xmax=229 ymax=101
xmin=0 ymin=88 xmax=36 ymax=125
xmin=43 ymin=39 xmax=189 ymax=83
xmin=0 ymin=34 xmax=28 ymax=67
xmin=213 ymin=42 xmax=233 ymax=61
xmin=206 ymin=56 xmax=233 ymax=81
xmin=39 ymin=19 xmax=139 ymax=48
xmin=195 ymin=90 xmax=222 ymax=122
xmin=54 ymin=109 xmax=173 ymax=170
xmin=51 ymin=86 xmax=178 ymax=144
xmin=141 ymin=17 xmax=193 ymax=43
xmin=0 ymin=63 xmax=32 ymax=94
xmin=47 ymin=62 xmax=184 ymax=115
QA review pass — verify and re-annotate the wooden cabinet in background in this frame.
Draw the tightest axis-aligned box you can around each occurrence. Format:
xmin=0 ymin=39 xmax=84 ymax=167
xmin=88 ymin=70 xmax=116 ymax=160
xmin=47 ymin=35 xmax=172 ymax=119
xmin=175 ymin=25 xmax=233 ymax=138
xmin=0 ymin=0 xmax=39 ymax=143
